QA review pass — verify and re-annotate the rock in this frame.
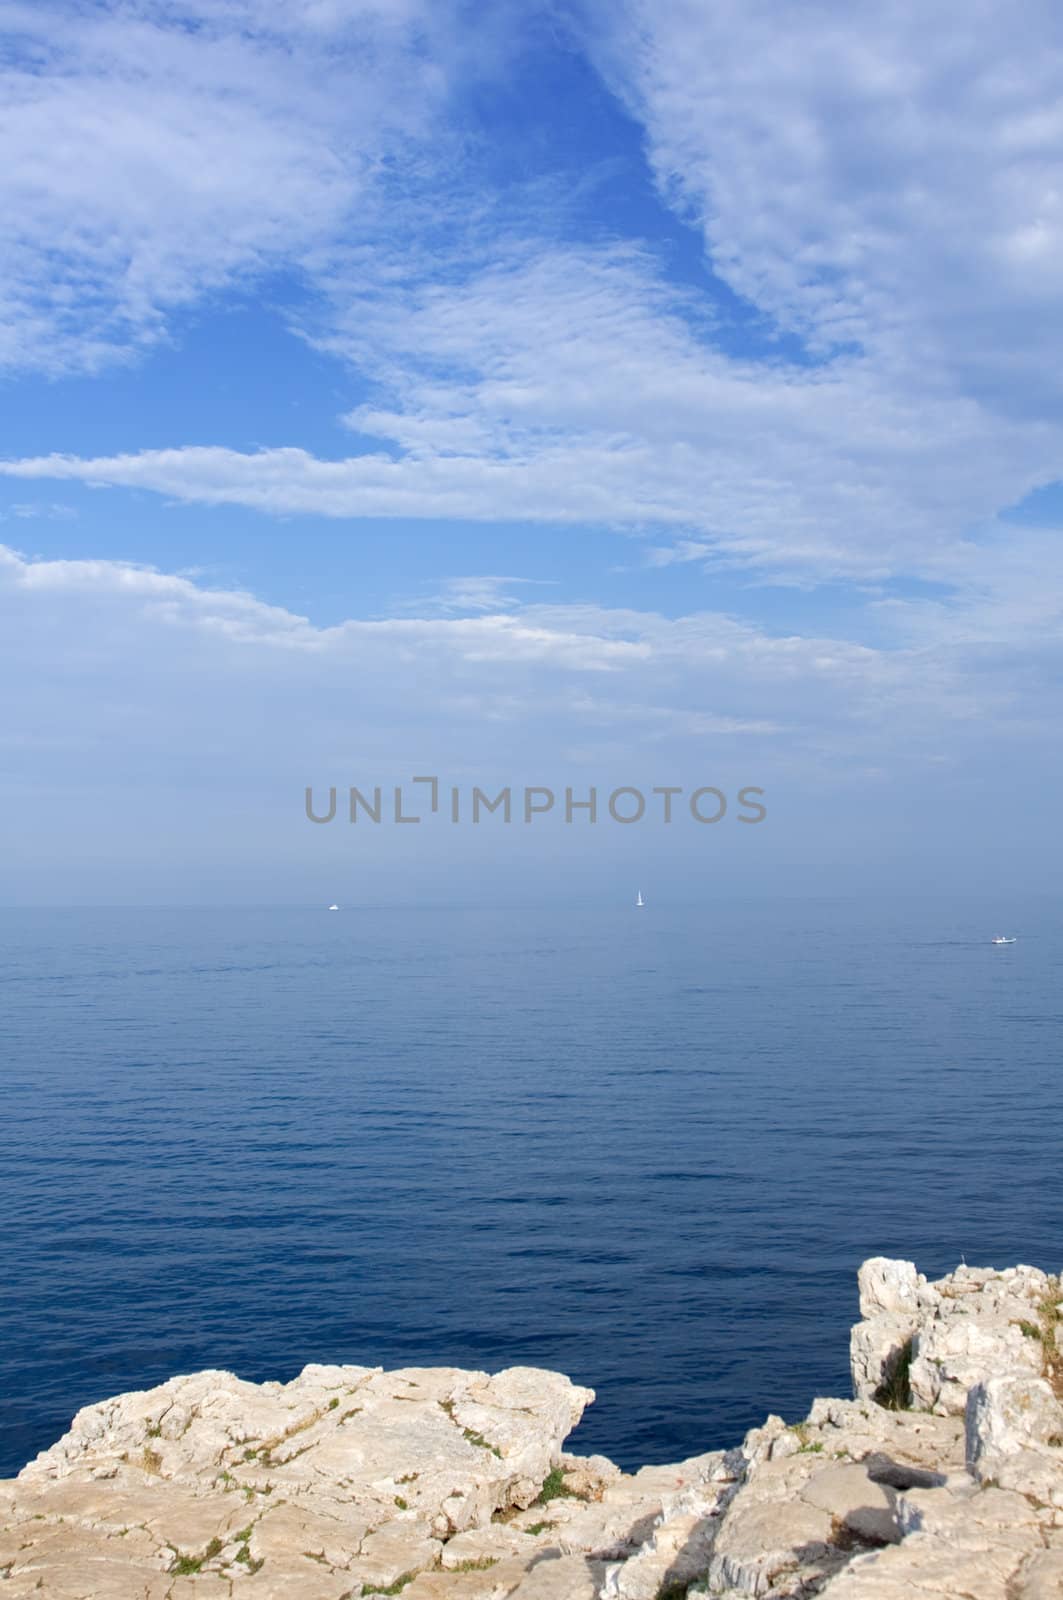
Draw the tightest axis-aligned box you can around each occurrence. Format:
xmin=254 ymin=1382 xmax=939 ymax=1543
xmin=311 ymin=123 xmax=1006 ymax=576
xmin=910 ymin=1312 xmax=1043 ymax=1414
xmin=404 ymin=1558 xmax=531 ymax=1599
xmin=850 ymin=1258 xmax=1054 ymax=1415
xmin=805 ymin=1395 xmax=965 ymax=1475
xmin=1020 ymin=1549 xmax=1063 ymax=1599
xmin=1 ymin=1363 xmax=592 ymax=1597
xmin=3 ymin=1257 xmax=1062 ymax=1599
xmin=850 ymin=1311 xmax=918 ymax=1403
xmin=858 ymin=1257 xmax=931 ymax=1319
xmin=708 ymin=1484 xmax=836 ymax=1594
xmin=823 ymin=1480 xmax=1051 ymax=1599
xmin=602 ymin=1519 xmax=715 ymax=1598
xmin=507 ymin=1550 xmax=606 ymax=1598
xmin=439 ymin=1522 xmax=540 ymax=1568
xmin=799 ymin=1461 xmax=899 ymax=1544
xmin=964 ymin=1374 xmax=1063 ymax=1504
xmin=966 ymin=1373 xmax=1063 ymax=1476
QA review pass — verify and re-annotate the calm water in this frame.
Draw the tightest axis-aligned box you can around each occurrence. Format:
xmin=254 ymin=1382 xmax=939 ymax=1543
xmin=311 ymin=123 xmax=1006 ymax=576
xmin=1 ymin=903 xmax=1060 ymax=1480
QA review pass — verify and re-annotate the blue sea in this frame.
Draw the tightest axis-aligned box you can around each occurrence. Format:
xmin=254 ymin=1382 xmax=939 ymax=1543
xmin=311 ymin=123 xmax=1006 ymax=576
xmin=2 ymin=903 xmax=1060 ymax=1480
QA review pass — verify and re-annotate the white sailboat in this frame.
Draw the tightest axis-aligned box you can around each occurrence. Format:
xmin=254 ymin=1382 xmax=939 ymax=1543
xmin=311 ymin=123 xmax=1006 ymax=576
xmin=636 ymin=890 xmax=644 ymax=908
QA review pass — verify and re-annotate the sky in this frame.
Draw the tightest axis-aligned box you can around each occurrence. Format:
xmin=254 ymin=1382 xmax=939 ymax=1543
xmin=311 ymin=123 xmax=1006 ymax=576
xmin=2 ymin=0 xmax=1063 ymax=904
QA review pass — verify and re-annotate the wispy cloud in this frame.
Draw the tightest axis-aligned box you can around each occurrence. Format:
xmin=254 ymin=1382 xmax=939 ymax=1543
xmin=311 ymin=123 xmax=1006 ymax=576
xmin=0 ymin=0 xmax=473 ymax=373
xmin=392 ymin=575 xmax=558 ymax=615
xmin=0 ymin=501 xmax=77 ymax=521
xmin=6 ymin=1 xmax=1063 ymax=600
xmin=5 ymin=241 xmax=1062 ymax=585
xmin=586 ymin=0 xmax=1063 ymax=406
xmin=0 ymin=541 xmax=1041 ymax=764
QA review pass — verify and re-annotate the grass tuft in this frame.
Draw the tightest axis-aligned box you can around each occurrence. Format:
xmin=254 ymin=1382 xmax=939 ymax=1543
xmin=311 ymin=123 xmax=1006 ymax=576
xmin=235 ymin=1542 xmax=264 ymax=1573
xmin=874 ymin=1338 xmax=914 ymax=1411
xmin=168 ymin=1535 xmax=223 ymax=1575
xmin=1037 ymin=1283 xmax=1063 ymax=1399
xmin=536 ymin=1467 xmax=575 ymax=1505
xmin=169 ymin=1554 xmax=203 ymax=1576
xmin=360 ymin=1574 xmax=417 ymax=1596
xmin=462 ymin=1428 xmax=502 ymax=1459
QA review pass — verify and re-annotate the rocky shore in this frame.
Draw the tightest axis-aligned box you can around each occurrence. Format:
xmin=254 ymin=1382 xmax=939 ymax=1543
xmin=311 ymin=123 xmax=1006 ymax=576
xmin=2 ymin=1258 xmax=1061 ymax=1598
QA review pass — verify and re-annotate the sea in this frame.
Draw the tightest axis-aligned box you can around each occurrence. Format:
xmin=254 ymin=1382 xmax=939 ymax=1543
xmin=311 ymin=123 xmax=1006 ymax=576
xmin=1 ymin=902 xmax=1060 ymax=1480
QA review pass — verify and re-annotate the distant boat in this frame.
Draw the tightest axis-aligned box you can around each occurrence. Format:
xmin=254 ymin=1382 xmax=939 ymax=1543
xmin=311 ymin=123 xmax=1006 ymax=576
xmin=991 ymin=934 xmax=1015 ymax=944
xmin=636 ymin=890 xmax=644 ymax=908
xmin=328 ymin=904 xmax=339 ymax=912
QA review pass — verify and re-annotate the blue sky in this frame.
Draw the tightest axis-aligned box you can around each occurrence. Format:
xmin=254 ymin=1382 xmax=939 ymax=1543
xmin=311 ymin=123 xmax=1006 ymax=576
xmin=3 ymin=0 xmax=1063 ymax=903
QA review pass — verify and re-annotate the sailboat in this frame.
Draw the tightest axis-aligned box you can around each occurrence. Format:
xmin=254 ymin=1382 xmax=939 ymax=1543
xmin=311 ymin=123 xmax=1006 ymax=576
xmin=636 ymin=890 xmax=644 ymax=908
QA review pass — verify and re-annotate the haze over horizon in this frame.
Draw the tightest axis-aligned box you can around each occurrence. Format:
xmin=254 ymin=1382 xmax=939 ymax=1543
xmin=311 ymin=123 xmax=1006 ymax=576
xmin=3 ymin=1 xmax=1062 ymax=903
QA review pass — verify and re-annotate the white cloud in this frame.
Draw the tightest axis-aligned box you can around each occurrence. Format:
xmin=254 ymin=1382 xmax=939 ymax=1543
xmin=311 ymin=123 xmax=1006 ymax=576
xmin=5 ymin=538 xmax=1058 ymax=899
xmin=0 ymin=0 xmax=466 ymax=373
xmin=586 ymin=0 xmax=1063 ymax=410
xmin=0 ymin=501 xmax=76 ymax=521
xmin=394 ymin=575 xmax=558 ymax=614
xmin=0 ymin=540 xmax=1039 ymax=775
xmin=6 ymin=240 xmax=1063 ymax=585
xmin=5 ymin=2 xmax=1063 ymax=600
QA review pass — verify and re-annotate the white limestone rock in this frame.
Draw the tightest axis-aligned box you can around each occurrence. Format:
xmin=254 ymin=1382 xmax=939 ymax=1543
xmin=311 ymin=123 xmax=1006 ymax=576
xmin=851 ymin=1257 xmax=1055 ymax=1415
xmin=910 ymin=1311 xmax=1044 ymax=1414
xmin=858 ymin=1257 xmax=934 ymax=1319
xmin=5 ymin=1256 xmax=1063 ymax=1600
xmin=2 ymin=1362 xmax=593 ymax=1598
xmin=966 ymin=1373 xmax=1063 ymax=1474
xmin=850 ymin=1312 xmax=918 ymax=1404
xmin=965 ymin=1374 xmax=1063 ymax=1505
xmin=800 ymin=1461 xmax=898 ymax=1545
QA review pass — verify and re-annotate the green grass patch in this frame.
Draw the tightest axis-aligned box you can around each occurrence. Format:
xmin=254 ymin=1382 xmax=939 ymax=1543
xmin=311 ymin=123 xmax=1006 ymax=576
xmin=536 ymin=1467 xmax=575 ymax=1505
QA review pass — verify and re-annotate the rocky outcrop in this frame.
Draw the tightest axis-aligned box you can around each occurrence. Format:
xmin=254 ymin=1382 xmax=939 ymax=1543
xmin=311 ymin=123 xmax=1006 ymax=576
xmin=850 ymin=1257 xmax=1051 ymax=1413
xmin=2 ymin=1259 xmax=1061 ymax=1598
xmin=0 ymin=1364 xmax=595 ymax=1599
